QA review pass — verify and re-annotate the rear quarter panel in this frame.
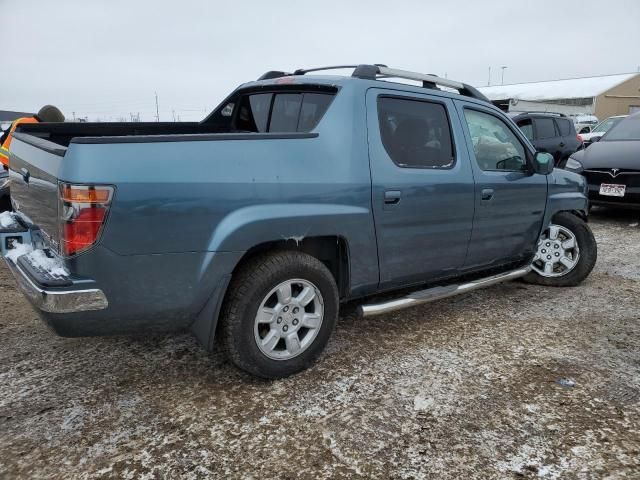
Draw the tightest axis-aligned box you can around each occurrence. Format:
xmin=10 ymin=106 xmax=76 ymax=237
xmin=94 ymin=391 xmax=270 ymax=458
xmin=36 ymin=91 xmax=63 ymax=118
xmin=61 ymin=82 xmax=378 ymax=297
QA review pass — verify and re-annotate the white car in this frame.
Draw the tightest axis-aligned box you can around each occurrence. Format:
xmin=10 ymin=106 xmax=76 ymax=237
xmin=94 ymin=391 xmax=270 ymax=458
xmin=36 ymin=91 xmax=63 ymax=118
xmin=580 ymin=115 xmax=627 ymax=146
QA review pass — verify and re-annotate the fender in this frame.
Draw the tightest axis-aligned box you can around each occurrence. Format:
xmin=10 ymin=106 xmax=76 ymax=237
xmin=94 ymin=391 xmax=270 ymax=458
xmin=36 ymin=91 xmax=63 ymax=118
xmin=206 ymin=203 xmax=373 ymax=252
xmin=541 ymin=169 xmax=589 ymax=232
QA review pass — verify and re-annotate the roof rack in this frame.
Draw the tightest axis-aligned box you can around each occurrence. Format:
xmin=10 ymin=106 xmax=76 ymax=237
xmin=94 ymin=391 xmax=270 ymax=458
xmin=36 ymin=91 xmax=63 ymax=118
xmin=512 ymin=111 xmax=567 ymax=117
xmin=257 ymin=64 xmax=489 ymax=102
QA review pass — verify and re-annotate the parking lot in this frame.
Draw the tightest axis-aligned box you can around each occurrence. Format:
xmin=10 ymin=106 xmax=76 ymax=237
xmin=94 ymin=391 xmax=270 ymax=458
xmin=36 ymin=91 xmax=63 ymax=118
xmin=0 ymin=208 xmax=639 ymax=479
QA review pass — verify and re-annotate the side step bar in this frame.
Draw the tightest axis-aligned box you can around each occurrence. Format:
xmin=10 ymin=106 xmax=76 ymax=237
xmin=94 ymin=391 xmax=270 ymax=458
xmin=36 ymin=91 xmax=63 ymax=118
xmin=359 ymin=267 xmax=531 ymax=317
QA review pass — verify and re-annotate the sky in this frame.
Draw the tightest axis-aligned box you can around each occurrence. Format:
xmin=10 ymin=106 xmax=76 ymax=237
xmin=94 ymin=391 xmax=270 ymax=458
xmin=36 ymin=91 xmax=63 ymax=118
xmin=1 ymin=0 xmax=639 ymax=122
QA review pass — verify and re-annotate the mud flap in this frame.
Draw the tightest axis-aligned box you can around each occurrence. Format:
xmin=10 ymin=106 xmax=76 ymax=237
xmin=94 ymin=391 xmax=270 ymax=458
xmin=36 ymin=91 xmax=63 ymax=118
xmin=190 ymin=274 xmax=232 ymax=352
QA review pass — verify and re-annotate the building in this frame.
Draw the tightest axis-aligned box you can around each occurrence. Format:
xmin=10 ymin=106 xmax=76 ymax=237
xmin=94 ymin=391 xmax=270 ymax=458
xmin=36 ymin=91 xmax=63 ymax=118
xmin=479 ymin=73 xmax=640 ymax=120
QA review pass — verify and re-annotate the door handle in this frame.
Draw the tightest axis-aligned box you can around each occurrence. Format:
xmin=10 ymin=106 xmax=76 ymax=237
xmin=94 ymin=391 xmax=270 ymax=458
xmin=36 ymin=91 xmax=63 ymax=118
xmin=384 ymin=190 xmax=401 ymax=205
xmin=481 ymin=188 xmax=494 ymax=201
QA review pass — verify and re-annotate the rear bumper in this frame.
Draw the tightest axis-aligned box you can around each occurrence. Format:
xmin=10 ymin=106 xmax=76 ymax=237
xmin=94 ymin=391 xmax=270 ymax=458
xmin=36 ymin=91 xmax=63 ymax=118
xmin=3 ymin=255 xmax=108 ymax=313
xmin=0 ymin=216 xmax=108 ymax=314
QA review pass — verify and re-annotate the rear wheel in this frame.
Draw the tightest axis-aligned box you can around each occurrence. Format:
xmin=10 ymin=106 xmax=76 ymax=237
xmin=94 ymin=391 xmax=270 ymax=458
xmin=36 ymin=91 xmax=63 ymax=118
xmin=219 ymin=251 xmax=339 ymax=379
xmin=524 ymin=212 xmax=597 ymax=287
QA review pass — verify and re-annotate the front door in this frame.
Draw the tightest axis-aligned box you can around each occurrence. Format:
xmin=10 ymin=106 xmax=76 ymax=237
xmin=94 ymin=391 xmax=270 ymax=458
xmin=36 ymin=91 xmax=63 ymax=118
xmin=456 ymin=103 xmax=548 ymax=269
xmin=367 ymin=89 xmax=475 ymax=288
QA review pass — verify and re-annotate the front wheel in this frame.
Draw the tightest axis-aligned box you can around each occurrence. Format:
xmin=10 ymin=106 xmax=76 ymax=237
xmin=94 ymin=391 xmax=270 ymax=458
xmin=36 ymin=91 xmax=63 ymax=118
xmin=524 ymin=212 xmax=597 ymax=287
xmin=219 ymin=251 xmax=339 ymax=379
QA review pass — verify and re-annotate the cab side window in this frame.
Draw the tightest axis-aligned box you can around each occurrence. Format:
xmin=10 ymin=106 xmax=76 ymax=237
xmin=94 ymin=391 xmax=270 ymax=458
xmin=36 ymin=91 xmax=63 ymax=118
xmin=463 ymin=109 xmax=527 ymax=171
xmin=377 ymin=97 xmax=455 ymax=169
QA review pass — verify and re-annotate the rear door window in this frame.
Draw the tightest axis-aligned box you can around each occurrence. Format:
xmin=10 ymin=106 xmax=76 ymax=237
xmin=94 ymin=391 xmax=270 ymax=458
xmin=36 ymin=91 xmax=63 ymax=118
xmin=534 ymin=118 xmax=557 ymax=139
xmin=555 ymin=118 xmax=571 ymax=136
xmin=377 ymin=96 xmax=455 ymax=169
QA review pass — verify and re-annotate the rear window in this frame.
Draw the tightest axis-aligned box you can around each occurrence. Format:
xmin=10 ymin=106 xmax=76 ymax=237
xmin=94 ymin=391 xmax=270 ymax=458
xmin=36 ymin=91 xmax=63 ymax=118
xmin=555 ymin=118 xmax=571 ymax=136
xmin=214 ymin=90 xmax=335 ymax=133
xmin=377 ymin=96 xmax=455 ymax=169
xmin=534 ymin=118 xmax=557 ymax=139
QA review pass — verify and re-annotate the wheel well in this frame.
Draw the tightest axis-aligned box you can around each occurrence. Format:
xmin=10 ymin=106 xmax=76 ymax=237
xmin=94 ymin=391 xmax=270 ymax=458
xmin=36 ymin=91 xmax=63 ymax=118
xmin=555 ymin=210 xmax=588 ymax=222
xmin=231 ymin=236 xmax=350 ymax=299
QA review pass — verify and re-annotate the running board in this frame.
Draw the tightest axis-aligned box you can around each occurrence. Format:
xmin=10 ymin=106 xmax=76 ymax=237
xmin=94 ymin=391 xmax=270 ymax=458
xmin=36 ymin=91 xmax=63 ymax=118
xmin=359 ymin=267 xmax=531 ymax=317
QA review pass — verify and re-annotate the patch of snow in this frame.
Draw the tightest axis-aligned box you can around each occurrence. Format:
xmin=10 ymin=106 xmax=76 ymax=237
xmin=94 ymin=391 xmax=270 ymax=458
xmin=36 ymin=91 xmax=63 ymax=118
xmin=5 ymin=242 xmax=33 ymax=263
xmin=23 ymin=249 xmax=69 ymax=277
xmin=413 ymin=394 xmax=434 ymax=411
xmin=556 ymin=378 xmax=576 ymax=388
xmin=282 ymin=234 xmax=306 ymax=246
xmin=0 ymin=211 xmax=16 ymax=228
xmin=629 ymin=222 xmax=638 ymax=227
xmin=479 ymin=73 xmax=638 ymax=102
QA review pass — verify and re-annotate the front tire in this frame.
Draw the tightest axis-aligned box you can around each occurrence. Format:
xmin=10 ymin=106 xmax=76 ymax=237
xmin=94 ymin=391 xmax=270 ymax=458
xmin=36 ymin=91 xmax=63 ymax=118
xmin=219 ymin=251 xmax=339 ymax=379
xmin=524 ymin=212 xmax=597 ymax=287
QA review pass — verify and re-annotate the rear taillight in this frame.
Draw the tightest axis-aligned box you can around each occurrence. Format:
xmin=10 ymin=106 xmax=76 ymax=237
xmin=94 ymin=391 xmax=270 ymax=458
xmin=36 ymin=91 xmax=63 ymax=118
xmin=59 ymin=184 xmax=114 ymax=256
xmin=577 ymin=134 xmax=583 ymax=142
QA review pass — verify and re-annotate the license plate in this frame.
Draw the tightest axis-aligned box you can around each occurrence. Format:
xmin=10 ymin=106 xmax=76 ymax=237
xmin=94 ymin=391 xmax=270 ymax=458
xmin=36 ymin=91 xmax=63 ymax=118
xmin=599 ymin=183 xmax=626 ymax=197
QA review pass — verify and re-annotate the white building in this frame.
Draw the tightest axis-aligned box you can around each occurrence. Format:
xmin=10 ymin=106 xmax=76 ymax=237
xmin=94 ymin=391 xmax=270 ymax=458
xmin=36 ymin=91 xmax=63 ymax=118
xmin=479 ymin=73 xmax=640 ymax=120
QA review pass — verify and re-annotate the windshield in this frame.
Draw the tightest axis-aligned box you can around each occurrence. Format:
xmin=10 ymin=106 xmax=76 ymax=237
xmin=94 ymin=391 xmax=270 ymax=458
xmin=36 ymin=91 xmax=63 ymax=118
xmin=593 ymin=117 xmax=622 ymax=133
xmin=603 ymin=115 xmax=640 ymax=141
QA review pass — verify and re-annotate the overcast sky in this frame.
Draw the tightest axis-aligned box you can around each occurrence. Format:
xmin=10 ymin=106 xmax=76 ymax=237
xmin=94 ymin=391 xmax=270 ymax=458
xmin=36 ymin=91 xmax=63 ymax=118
xmin=1 ymin=0 xmax=639 ymax=122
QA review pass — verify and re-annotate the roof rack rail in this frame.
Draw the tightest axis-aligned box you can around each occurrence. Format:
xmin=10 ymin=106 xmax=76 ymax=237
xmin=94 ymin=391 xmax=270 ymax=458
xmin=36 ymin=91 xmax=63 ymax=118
xmin=512 ymin=111 xmax=567 ymax=117
xmin=256 ymin=64 xmax=489 ymax=102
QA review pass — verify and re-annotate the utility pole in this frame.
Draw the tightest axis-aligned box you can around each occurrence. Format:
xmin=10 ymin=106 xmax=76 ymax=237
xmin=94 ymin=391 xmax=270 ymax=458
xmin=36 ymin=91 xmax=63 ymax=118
xmin=501 ymin=66 xmax=507 ymax=85
xmin=172 ymin=109 xmax=176 ymax=122
xmin=155 ymin=92 xmax=160 ymax=122
xmin=487 ymin=66 xmax=491 ymax=86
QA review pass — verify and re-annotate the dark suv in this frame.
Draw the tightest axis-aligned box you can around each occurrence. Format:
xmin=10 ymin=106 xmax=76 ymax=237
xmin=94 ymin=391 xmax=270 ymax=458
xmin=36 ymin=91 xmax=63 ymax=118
xmin=509 ymin=112 xmax=582 ymax=166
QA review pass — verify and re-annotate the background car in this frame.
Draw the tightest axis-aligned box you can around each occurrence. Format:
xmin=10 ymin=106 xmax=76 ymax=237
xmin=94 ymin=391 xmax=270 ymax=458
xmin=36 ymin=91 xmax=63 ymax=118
xmin=572 ymin=114 xmax=599 ymax=134
xmin=509 ymin=112 xmax=582 ymax=166
xmin=579 ymin=115 xmax=627 ymax=147
xmin=565 ymin=112 xmax=640 ymax=209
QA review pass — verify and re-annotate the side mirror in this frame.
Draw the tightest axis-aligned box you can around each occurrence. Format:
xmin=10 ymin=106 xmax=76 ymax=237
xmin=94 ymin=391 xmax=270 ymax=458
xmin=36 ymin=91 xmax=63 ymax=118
xmin=590 ymin=136 xmax=602 ymax=143
xmin=533 ymin=152 xmax=554 ymax=175
xmin=579 ymin=126 xmax=591 ymax=134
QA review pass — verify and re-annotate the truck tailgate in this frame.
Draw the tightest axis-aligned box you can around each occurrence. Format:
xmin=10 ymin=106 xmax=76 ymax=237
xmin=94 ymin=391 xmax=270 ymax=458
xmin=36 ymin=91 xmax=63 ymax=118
xmin=8 ymin=133 xmax=67 ymax=250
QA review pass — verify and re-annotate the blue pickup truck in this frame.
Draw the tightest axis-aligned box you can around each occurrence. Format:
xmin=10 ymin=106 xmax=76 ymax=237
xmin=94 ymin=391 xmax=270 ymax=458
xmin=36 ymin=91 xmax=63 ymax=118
xmin=0 ymin=65 xmax=596 ymax=378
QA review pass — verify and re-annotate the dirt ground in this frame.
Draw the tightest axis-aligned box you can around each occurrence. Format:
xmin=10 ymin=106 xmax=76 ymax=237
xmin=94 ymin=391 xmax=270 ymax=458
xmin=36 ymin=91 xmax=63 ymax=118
xmin=1 ymin=208 xmax=639 ymax=479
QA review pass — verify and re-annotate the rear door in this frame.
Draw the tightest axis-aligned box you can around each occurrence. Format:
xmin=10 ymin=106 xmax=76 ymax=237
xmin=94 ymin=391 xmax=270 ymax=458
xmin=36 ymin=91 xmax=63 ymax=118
xmin=554 ymin=117 xmax=577 ymax=158
xmin=367 ymin=88 xmax=475 ymax=288
xmin=533 ymin=116 xmax=562 ymax=162
xmin=456 ymin=102 xmax=548 ymax=269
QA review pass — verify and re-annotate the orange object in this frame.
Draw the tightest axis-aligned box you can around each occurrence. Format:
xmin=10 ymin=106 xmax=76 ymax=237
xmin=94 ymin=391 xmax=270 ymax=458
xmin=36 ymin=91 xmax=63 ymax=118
xmin=0 ymin=116 xmax=39 ymax=166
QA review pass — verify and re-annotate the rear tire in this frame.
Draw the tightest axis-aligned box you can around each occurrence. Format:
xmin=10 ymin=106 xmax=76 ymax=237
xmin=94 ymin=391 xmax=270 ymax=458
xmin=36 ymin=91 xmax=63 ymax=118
xmin=524 ymin=212 xmax=597 ymax=287
xmin=219 ymin=251 xmax=339 ymax=379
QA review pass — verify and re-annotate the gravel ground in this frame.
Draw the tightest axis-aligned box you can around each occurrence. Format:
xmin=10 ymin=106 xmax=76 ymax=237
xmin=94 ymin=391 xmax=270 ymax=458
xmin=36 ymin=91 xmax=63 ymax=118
xmin=1 ymin=209 xmax=639 ymax=479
